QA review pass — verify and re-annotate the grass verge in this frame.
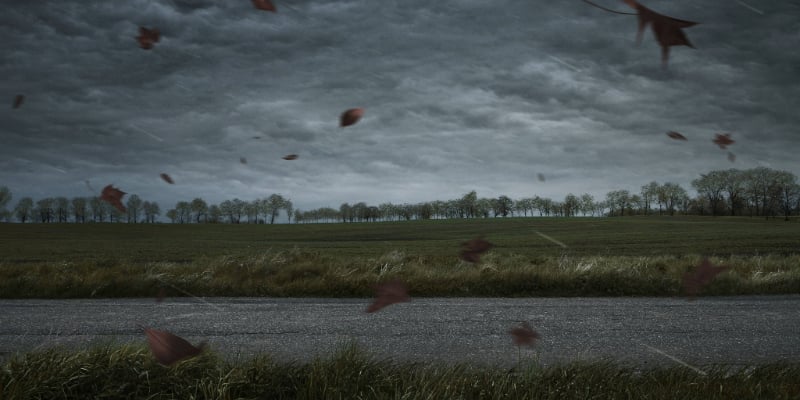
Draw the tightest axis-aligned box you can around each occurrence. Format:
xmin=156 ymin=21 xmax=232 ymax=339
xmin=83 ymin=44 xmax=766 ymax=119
xmin=1 ymin=251 xmax=799 ymax=298
xmin=2 ymin=343 xmax=798 ymax=399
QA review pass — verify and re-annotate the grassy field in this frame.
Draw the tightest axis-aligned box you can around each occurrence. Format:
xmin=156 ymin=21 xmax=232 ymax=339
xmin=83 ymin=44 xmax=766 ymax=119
xmin=2 ymin=343 xmax=799 ymax=400
xmin=0 ymin=216 xmax=798 ymax=298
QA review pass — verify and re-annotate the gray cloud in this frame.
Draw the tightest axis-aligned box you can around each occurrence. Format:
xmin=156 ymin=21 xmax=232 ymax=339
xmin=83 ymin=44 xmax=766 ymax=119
xmin=1 ymin=0 xmax=798 ymax=214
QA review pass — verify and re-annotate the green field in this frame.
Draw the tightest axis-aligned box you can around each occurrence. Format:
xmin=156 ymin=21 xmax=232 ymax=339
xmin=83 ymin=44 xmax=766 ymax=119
xmin=0 ymin=217 xmax=798 ymax=298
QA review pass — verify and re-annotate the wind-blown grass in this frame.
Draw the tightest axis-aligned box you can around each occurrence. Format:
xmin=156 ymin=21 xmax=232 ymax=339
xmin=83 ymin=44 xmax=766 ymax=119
xmin=1 ymin=217 xmax=798 ymax=298
xmin=2 ymin=344 xmax=799 ymax=399
xmin=1 ymin=249 xmax=798 ymax=298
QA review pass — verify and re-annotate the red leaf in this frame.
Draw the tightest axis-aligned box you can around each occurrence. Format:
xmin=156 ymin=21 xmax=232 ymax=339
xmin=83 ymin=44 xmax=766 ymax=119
xmin=340 ymin=108 xmax=364 ymax=127
xmin=160 ymin=173 xmax=174 ymax=184
xmin=136 ymin=27 xmax=160 ymax=50
xmin=667 ymin=131 xmax=687 ymax=140
xmin=12 ymin=95 xmax=24 ymax=109
xmin=252 ymin=0 xmax=277 ymax=12
xmin=366 ymin=280 xmax=410 ymax=313
xmin=143 ymin=328 xmax=205 ymax=366
xmin=682 ymin=258 xmax=730 ymax=299
xmin=282 ymin=154 xmax=298 ymax=160
xmin=509 ymin=322 xmax=540 ymax=347
xmin=101 ymin=184 xmax=127 ymax=213
xmin=713 ymin=133 xmax=735 ymax=149
xmin=155 ymin=288 xmax=166 ymax=303
xmin=459 ymin=237 xmax=493 ymax=263
xmin=624 ymin=1 xmax=698 ymax=67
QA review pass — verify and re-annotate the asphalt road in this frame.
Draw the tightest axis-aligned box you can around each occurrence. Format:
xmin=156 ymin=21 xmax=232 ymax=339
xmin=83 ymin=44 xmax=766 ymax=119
xmin=1 ymin=296 xmax=799 ymax=369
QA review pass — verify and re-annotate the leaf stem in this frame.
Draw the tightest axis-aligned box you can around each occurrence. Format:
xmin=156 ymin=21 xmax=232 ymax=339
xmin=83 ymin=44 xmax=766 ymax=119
xmin=582 ymin=0 xmax=637 ymax=15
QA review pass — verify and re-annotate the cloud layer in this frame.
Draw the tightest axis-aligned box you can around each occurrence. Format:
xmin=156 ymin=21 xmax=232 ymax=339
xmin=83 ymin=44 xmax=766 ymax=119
xmin=1 ymin=0 xmax=798 ymax=213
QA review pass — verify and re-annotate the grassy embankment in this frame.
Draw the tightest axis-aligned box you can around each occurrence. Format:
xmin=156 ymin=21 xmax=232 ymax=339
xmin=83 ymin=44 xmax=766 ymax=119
xmin=0 ymin=216 xmax=798 ymax=298
xmin=2 ymin=344 xmax=799 ymax=400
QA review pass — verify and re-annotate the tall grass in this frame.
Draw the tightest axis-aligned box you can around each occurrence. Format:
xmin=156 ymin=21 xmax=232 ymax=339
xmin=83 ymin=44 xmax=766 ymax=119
xmin=1 ymin=249 xmax=799 ymax=298
xmin=2 ymin=344 xmax=799 ymax=399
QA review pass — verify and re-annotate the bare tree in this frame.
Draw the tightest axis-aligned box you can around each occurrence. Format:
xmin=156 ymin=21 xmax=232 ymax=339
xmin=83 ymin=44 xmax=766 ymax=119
xmin=14 ymin=197 xmax=33 ymax=223
xmin=126 ymin=195 xmax=143 ymax=223
xmin=71 ymin=197 xmax=88 ymax=223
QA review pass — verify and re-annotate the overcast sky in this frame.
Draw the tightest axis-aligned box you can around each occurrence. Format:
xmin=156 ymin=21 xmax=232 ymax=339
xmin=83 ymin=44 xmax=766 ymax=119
xmin=1 ymin=0 xmax=798 ymax=214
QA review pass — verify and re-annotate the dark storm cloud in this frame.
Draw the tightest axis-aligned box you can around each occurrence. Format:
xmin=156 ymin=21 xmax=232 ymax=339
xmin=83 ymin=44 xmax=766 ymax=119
xmin=1 ymin=0 xmax=798 ymax=214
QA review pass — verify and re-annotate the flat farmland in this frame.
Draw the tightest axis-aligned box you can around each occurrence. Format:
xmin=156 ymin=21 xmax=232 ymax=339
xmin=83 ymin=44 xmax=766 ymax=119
xmin=0 ymin=217 xmax=798 ymax=298
xmin=0 ymin=216 xmax=798 ymax=262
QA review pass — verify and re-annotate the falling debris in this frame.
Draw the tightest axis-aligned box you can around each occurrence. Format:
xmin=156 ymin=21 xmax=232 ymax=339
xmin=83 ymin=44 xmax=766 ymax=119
xmin=728 ymin=152 xmax=736 ymax=163
xmin=155 ymin=288 xmax=166 ymax=303
xmin=282 ymin=154 xmax=298 ymax=160
xmin=12 ymin=95 xmax=24 ymax=109
xmin=240 ymin=157 xmax=248 ymax=164
xmin=252 ymin=136 xmax=262 ymax=139
xmin=713 ymin=133 xmax=735 ymax=149
xmin=366 ymin=280 xmax=410 ymax=313
xmin=667 ymin=131 xmax=687 ymax=140
xmin=160 ymin=173 xmax=174 ymax=184
xmin=84 ymin=180 xmax=95 ymax=193
xmin=340 ymin=108 xmax=364 ymax=127
xmin=459 ymin=237 xmax=493 ymax=263
xmin=682 ymin=258 xmax=731 ymax=299
xmin=143 ymin=328 xmax=205 ymax=366
xmin=509 ymin=322 xmax=540 ymax=347
xmin=252 ymin=0 xmax=277 ymax=12
xmin=537 ymin=173 xmax=546 ymax=182
xmin=623 ymin=0 xmax=698 ymax=67
xmin=101 ymin=184 xmax=127 ymax=213
xmin=136 ymin=27 xmax=160 ymax=50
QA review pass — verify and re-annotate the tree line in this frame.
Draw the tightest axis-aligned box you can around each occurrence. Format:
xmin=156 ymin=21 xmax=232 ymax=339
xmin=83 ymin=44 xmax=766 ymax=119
xmin=0 ymin=167 xmax=797 ymax=224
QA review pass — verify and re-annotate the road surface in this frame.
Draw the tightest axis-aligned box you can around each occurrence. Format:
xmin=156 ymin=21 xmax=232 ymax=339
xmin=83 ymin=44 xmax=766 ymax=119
xmin=1 ymin=296 xmax=798 ymax=369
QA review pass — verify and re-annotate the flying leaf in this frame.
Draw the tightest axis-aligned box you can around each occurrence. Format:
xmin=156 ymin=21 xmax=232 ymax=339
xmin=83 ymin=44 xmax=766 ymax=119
xmin=12 ymin=95 xmax=24 ymax=109
xmin=509 ymin=322 xmax=540 ymax=347
xmin=160 ymin=173 xmax=174 ymax=184
xmin=623 ymin=0 xmax=698 ymax=67
xmin=252 ymin=0 xmax=277 ymax=12
xmin=667 ymin=131 xmax=687 ymax=140
xmin=282 ymin=154 xmax=298 ymax=160
xmin=682 ymin=258 xmax=730 ymax=299
xmin=240 ymin=157 xmax=248 ymax=164
xmin=713 ymin=133 xmax=735 ymax=149
xmin=143 ymin=328 xmax=205 ymax=366
xmin=136 ymin=27 xmax=160 ymax=50
xmin=537 ymin=173 xmax=546 ymax=182
xmin=101 ymin=184 xmax=127 ymax=213
xmin=366 ymin=279 xmax=410 ymax=313
xmin=340 ymin=108 xmax=364 ymax=127
xmin=728 ymin=152 xmax=736 ymax=163
xmin=155 ymin=288 xmax=166 ymax=303
xmin=459 ymin=236 xmax=493 ymax=263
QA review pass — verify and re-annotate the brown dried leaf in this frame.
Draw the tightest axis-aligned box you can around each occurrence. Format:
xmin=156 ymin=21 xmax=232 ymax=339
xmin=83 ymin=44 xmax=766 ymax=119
xmin=12 ymin=95 xmax=24 ymax=109
xmin=667 ymin=131 xmax=687 ymax=140
xmin=252 ymin=0 xmax=277 ymax=12
xmin=366 ymin=279 xmax=410 ymax=313
xmin=136 ymin=27 xmax=160 ymax=50
xmin=101 ymin=184 xmax=127 ymax=213
xmin=143 ymin=328 xmax=205 ymax=366
xmin=340 ymin=108 xmax=364 ymax=127
xmin=459 ymin=237 xmax=493 ymax=263
xmin=624 ymin=0 xmax=698 ymax=67
xmin=509 ymin=322 xmax=540 ymax=347
xmin=713 ymin=133 xmax=735 ymax=149
xmin=160 ymin=173 xmax=174 ymax=184
xmin=282 ymin=154 xmax=298 ymax=160
xmin=682 ymin=258 xmax=730 ymax=299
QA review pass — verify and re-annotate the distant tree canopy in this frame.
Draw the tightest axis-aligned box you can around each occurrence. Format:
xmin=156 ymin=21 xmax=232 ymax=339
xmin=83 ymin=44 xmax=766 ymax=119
xmin=1 ymin=167 xmax=798 ymax=224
